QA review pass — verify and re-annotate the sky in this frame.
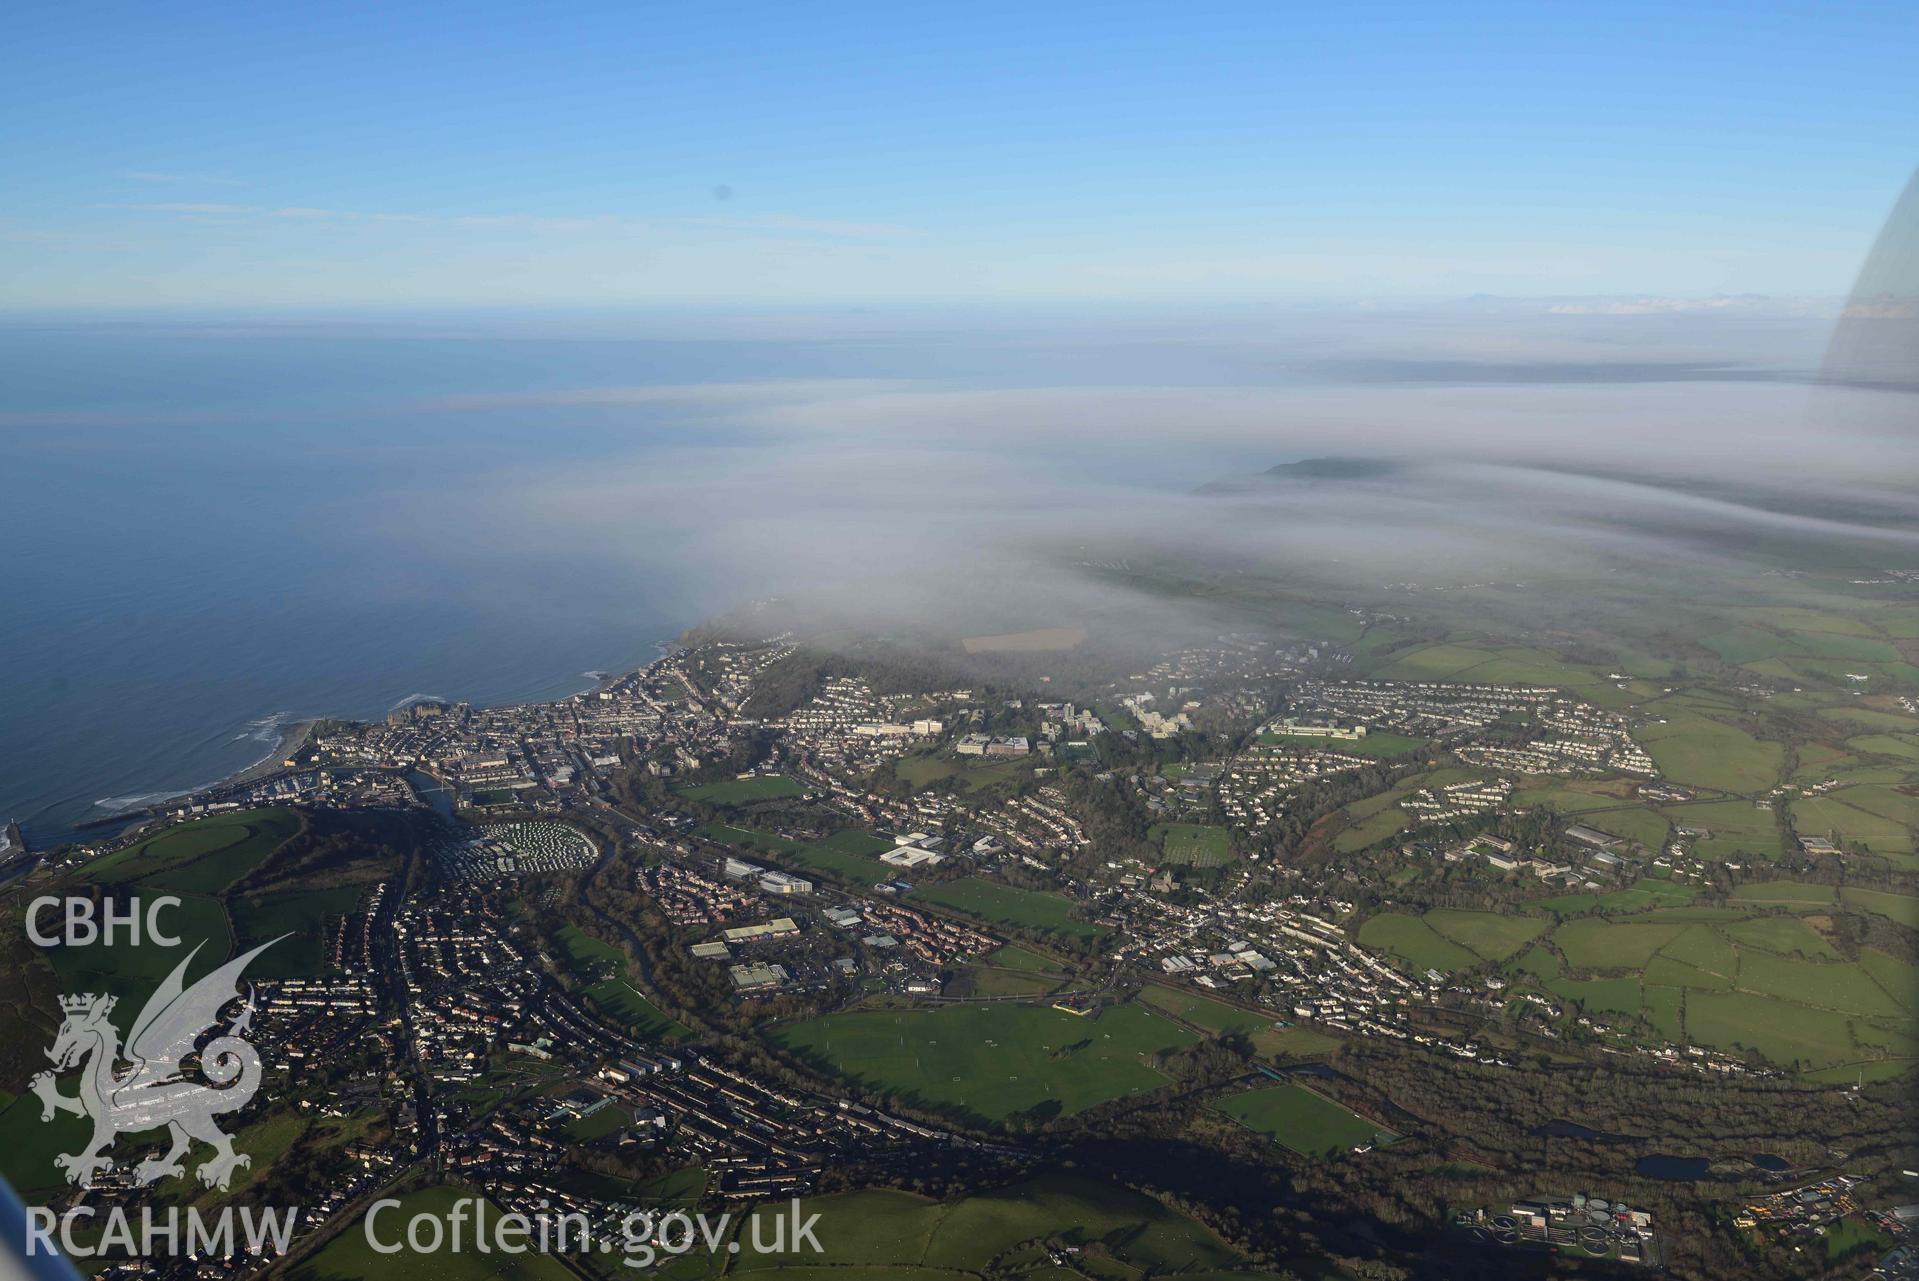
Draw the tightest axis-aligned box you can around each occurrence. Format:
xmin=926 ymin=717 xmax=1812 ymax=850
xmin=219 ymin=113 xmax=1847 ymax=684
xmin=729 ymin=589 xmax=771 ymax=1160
xmin=1 ymin=1 xmax=1914 ymax=307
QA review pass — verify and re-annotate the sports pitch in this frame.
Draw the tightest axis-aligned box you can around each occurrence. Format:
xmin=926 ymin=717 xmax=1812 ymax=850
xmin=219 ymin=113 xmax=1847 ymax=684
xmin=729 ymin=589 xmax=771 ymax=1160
xmin=773 ymin=1002 xmax=1193 ymax=1125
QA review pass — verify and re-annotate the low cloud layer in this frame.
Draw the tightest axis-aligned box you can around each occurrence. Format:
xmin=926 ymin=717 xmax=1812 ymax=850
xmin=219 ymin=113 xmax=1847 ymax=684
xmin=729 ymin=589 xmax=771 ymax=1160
xmin=354 ymin=303 xmax=1919 ymax=653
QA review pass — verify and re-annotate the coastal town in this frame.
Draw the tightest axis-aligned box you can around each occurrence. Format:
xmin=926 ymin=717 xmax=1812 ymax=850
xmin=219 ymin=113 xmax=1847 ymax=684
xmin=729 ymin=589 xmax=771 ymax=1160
xmin=13 ymin=622 xmax=1919 ymax=1280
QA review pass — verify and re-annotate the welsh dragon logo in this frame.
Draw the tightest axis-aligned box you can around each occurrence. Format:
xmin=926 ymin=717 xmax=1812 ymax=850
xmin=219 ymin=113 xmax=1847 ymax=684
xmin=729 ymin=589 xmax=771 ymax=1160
xmin=31 ymin=936 xmax=284 ymax=1190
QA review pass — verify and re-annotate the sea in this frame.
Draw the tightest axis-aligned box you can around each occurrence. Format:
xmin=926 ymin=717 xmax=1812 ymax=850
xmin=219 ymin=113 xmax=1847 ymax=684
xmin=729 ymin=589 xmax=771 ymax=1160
xmin=0 ymin=314 xmax=799 ymax=848
xmin=0 ymin=308 xmax=1277 ymax=849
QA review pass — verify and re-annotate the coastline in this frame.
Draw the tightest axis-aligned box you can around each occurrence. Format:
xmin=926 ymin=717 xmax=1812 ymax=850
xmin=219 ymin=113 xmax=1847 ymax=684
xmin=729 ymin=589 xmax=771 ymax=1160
xmin=237 ymin=717 xmax=319 ymax=785
xmin=61 ymin=643 xmax=678 ymax=846
xmin=70 ymin=717 xmax=318 ymax=839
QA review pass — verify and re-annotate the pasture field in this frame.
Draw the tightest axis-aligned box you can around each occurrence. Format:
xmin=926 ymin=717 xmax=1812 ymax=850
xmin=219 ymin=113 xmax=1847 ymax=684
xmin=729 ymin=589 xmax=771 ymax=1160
xmin=1662 ymin=799 xmax=1787 ymax=862
xmin=1485 ymin=896 xmax=1919 ymax=1071
xmin=1655 ymin=925 xmax=1739 ymax=976
xmin=1422 ymin=909 xmax=1546 ymax=962
xmin=1735 ymin=952 xmax=1903 ymax=1017
xmin=1546 ymin=976 xmax=1644 ymax=1021
xmin=46 ymin=891 xmax=234 ymax=1022
xmin=1553 ymin=920 xmax=1685 ymax=970
xmin=675 ymin=774 xmax=805 ymax=805
xmin=1848 ymin=733 xmax=1919 ymax=764
xmin=1795 ymin=793 xmax=1914 ymax=854
xmin=1843 ymin=887 xmax=1919 ymax=929
xmin=1513 ymin=945 xmax=1560 ymax=981
xmin=230 ymin=883 xmax=368 ymax=977
xmin=911 ymin=878 xmax=1107 ymax=944
xmin=1730 ymin=880 xmax=1837 ymax=908
xmin=1640 ymin=984 xmax=1687 ymax=1042
xmin=582 ymin=978 xmax=693 ymax=1044
xmin=1634 ymin=712 xmax=1783 ymax=795
xmin=1153 ymin=822 xmax=1233 ymax=866
xmin=1217 ymin=1083 xmax=1385 ymax=1158
xmin=1684 ymin=991 xmax=1859 ymax=1070
xmin=1720 ymin=916 xmax=1839 ymax=960
xmin=1357 ymin=913 xmax=1478 ymax=973
xmin=0 ymin=1092 xmax=90 ymax=1195
xmin=1859 ymin=950 xmax=1919 ymax=1014
xmin=730 ymin=1174 xmax=1256 ymax=1276
xmin=80 ymin=807 xmax=301 ymax=893
xmin=772 ymin=1002 xmax=1191 ymax=1125
xmin=1359 ymin=640 xmax=1601 ymax=689
xmin=290 ymin=1186 xmax=575 ymax=1281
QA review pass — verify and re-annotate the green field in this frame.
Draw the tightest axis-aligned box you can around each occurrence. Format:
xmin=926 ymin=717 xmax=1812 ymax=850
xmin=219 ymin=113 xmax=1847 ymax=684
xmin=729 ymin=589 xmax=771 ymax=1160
xmin=290 ymin=1185 xmax=575 ymax=1281
xmin=1136 ymin=985 xmax=1341 ymax=1060
xmin=1729 ymin=880 xmax=1837 ymax=908
xmin=1217 ymin=1082 xmax=1386 ymax=1158
xmin=1842 ymin=887 xmax=1919 ymax=928
xmin=698 ymin=821 xmax=799 ymax=854
xmin=700 ymin=823 xmax=898 ymax=885
xmin=911 ymin=878 xmax=1107 ymax=944
xmin=1333 ymin=767 xmax=1478 ymax=853
xmin=46 ymin=892 xmax=235 ymax=1024
xmin=676 ymin=774 xmax=806 ymax=805
xmin=1422 ymin=909 xmax=1547 ymax=962
xmin=230 ymin=883 xmax=367 ymax=977
xmin=786 ymin=829 xmax=895 ymax=885
xmin=730 ymin=1174 xmax=1258 ymax=1275
xmin=1684 ymin=991 xmax=1860 ymax=1070
xmin=1260 ymin=730 xmax=1429 ymax=758
xmin=555 ymin=923 xmax=628 ymax=978
xmin=983 ymin=943 xmax=1065 ymax=973
xmin=0 ymin=1092 xmax=90 ymax=1195
xmin=893 ymin=753 xmax=1032 ymax=793
xmin=1358 ymin=913 xmax=1478 ymax=973
xmin=555 ymin=925 xmax=692 ymax=1042
xmin=1483 ymin=895 xmax=1919 ymax=1070
xmin=582 ymin=978 xmax=693 ymax=1044
xmin=1795 ymin=790 xmax=1916 ymax=854
xmin=1553 ymin=920 xmax=1685 ymax=970
xmin=1152 ymin=822 xmax=1233 ymax=866
xmin=772 ymin=1002 xmax=1192 ymax=1126
xmin=1635 ymin=711 xmax=1783 ymax=794
xmin=81 ymin=808 xmax=301 ymax=893
xmin=1720 ymin=915 xmax=1839 ymax=960
xmin=563 ymin=1102 xmax=634 ymax=1142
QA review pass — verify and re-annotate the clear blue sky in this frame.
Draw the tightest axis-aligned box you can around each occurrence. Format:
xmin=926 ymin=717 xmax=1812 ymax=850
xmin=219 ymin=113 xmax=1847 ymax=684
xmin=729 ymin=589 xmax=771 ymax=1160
xmin=3 ymin=0 xmax=1913 ymax=306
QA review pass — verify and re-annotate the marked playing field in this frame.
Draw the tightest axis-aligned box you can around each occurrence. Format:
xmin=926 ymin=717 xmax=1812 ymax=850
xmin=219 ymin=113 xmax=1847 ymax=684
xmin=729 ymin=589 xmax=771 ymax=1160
xmin=676 ymin=774 xmax=806 ymax=805
xmin=1218 ymin=1082 xmax=1386 ymax=1158
xmin=1152 ymin=822 xmax=1232 ymax=866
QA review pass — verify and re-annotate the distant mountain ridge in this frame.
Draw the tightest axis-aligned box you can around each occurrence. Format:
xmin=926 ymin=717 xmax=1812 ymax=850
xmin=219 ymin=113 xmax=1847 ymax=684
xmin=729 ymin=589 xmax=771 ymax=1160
xmin=1194 ymin=456 xmax=1401 ymax=495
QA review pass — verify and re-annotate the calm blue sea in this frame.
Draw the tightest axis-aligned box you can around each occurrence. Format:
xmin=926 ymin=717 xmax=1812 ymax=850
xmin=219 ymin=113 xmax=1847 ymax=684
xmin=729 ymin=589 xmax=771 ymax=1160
xmin=0 ymin=316 xmax=808 ymax=847
xmin=0 ymin=308 xmax=1315 ymax=848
